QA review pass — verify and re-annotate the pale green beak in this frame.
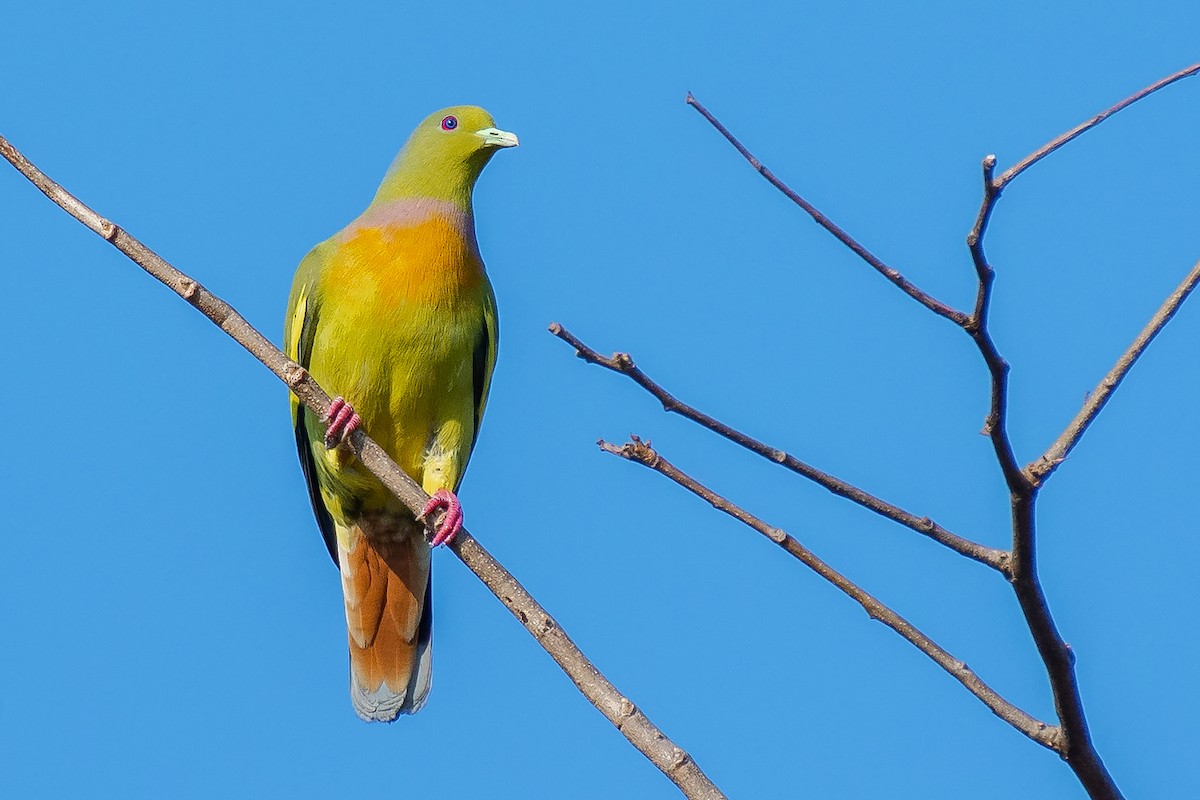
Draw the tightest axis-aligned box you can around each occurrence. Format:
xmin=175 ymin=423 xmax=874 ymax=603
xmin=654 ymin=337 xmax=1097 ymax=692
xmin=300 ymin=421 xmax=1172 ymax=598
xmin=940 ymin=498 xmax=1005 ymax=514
xmin=476 ymin=127 xmax=519 ymax=148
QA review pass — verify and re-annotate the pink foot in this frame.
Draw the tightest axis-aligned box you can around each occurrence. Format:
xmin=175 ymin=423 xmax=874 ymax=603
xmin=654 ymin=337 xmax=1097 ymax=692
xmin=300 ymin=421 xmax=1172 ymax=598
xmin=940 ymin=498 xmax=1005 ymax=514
xmin=420 ymin=489 xmax=463 ymax=547
xmin=322 ymin=396 xmax=361 ymax=448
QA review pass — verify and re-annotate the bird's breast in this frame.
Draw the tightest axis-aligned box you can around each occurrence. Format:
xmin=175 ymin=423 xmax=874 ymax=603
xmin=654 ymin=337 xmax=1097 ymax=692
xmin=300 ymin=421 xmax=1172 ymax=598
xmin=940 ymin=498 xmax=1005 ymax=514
xmin=330 ymin=202 xmax=486 ymax=309
xmin=310 ymin=202 xmax=490 ymax=486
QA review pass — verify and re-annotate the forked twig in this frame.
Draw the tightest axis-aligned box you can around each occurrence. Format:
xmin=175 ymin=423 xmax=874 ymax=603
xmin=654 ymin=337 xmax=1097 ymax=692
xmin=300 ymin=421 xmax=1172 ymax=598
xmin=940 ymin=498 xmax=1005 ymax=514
xmin=1027 ymin=258 xmax=1200 ymax=484
xmin=995 ymin=62 xmax=1200 ymax=189
xmin=958 ymin=67 xmax=1200 ymax=800
xmin=964 ymin=154 xmax=1029 ymax=495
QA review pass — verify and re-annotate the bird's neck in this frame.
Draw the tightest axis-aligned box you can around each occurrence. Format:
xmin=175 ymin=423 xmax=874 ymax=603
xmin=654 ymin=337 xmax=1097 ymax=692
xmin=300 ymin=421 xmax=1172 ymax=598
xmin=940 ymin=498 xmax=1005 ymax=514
xmin=371 ymin=149 xmax=491 ymax=211
xmin=343 ymin=197 xmax=478 ymax=248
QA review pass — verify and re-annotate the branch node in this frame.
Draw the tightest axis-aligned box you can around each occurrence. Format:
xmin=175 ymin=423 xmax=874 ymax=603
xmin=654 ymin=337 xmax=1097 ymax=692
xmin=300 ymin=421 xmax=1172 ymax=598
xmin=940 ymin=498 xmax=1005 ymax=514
xmin=180 ymin=278 xmax=199 ymax=300
xmin=626 ymin=434 xmax=660 ymax=467
xmin=100 ymin=220 xmax=121 ymax=242
xmin=284 ymin=363 xmax=309 ymax=390
xmin=982 ymin=154 xmax=997 ymax=178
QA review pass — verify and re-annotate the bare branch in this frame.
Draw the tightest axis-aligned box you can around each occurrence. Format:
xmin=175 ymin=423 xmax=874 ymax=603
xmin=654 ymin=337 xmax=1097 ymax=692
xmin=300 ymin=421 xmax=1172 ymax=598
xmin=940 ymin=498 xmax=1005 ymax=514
xmin=965 ymin=156 xmax=1030 ymax=496
xmin=947 ymin=63 xmax=1200 ymax=797
xmin=685 ymin=92 xmax=970 ymax=326
xmin=995 ymin=62 xmax=1200 ymax=190
xmin=1027 ymin=257 xmax=1200 ymax=485
xmin=1007 ymin=495 xmax=1120 ymax=799
xmin=965 ymin=158 xmax=1123 ymax=800
xmin=0 ymin=134 xmax=727 ymax=800
xmin=549 ymin=323 xmax=1009 ymax=573
xmin=600 ymin=435 xmax=1056 ymax=748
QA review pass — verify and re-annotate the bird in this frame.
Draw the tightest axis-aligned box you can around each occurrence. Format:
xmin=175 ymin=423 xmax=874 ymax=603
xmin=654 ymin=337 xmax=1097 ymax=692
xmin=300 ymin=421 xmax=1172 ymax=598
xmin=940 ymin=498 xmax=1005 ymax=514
xmin=284 ymin=106 xmax=516 ymax=721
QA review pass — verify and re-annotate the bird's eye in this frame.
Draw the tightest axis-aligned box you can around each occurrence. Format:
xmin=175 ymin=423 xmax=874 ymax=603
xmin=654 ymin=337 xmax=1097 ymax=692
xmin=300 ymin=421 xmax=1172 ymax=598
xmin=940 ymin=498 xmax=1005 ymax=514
xmin=440 ymin=115 xmax=458 ymax=131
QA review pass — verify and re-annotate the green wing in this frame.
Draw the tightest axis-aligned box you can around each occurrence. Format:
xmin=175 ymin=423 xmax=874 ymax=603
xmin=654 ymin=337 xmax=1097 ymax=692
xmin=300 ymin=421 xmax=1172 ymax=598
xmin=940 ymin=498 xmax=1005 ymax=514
xmin=286 ymin=246 xmax=339 ymax=565
xmin=470 ymin=282 xmax=499 ymax=449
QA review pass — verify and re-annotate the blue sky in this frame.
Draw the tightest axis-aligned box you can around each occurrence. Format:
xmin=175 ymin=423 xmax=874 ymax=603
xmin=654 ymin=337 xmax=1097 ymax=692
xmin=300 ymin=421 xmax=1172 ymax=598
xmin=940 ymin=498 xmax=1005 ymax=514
xmin=1 ymin=2 xmax=1197 ymax=797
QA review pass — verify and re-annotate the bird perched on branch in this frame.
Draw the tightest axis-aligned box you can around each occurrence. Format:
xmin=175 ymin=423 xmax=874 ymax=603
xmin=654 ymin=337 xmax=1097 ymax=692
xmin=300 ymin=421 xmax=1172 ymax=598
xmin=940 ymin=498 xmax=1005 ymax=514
xmin=285 ymin=106 xmax=516 ymax=721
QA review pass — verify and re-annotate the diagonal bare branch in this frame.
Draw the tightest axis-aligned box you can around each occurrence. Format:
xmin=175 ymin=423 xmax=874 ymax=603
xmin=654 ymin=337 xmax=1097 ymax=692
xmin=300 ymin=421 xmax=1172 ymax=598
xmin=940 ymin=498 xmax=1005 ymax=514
xmin=0 ymin=133 xmax=727 ymax=800
xmin=549 ymin=323 xmax=1009 ymax=574
xmin=1027 ymin=257 xmax=1200 ymax=485
xmin=685 ymin=92 xmax=970 ymax=326
xmin=600 ymin=435 xmax=1056 ymax=748
xmin=995 ymin=62 xmax=1200 ymax=190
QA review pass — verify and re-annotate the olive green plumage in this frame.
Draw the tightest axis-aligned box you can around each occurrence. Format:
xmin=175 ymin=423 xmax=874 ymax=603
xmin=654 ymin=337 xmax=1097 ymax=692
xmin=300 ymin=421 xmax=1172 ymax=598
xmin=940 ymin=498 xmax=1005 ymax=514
xmin=285 ymin=106 xmax=516 ymax=720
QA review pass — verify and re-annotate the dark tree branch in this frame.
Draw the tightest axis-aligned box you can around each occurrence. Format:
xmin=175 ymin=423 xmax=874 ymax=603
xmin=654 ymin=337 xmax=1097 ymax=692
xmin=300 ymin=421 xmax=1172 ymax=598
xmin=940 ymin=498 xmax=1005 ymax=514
xmin=1027 ymin=257 xmax=1200 ymax=485
xmin=0 ymin=134 xmax=727 ymax=800
xmin=994 ymin=62 xmax=1200 ymax=190
xmin=600 ymin=435 xmax=1055 ymax=748
xmin=658 ymin=64 xmax=1196 ymax=800
xmin=954 ymin=64 xmax=1200 ymax=800
xmin=965 ymin=155 xmax=1029 ymax=496
xmin=685 ymin=92 xmax=970 ymax=326
xmin=549 ymin=323 xmax=1009 ymax=574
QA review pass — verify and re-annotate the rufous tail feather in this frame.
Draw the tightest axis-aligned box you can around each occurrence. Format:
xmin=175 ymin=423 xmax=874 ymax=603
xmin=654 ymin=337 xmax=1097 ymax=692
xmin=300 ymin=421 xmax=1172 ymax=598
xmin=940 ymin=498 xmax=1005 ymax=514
xmin=336 ymin=514 xmax=432 ymax=721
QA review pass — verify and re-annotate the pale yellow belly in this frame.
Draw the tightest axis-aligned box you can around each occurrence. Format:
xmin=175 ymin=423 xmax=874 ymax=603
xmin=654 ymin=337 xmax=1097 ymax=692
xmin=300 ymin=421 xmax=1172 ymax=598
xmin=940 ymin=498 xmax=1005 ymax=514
xmin=307 ymin=293 xmax=481 ymax=522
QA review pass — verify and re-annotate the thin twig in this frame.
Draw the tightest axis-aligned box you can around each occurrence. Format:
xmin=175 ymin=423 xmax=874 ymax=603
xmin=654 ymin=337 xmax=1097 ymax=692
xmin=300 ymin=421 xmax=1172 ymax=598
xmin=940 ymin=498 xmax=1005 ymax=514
xmin=965 ymin=155 xmax=1029 ymax=496
xmin=549 ymin=323 xmax=1009 ymax=574
xmin=0 ymin=134 xmax=727 ymax=800
xmin=1027 ymin=258 xmax=1200 ymax=485
xmin=685 ymin=92 xmax=970 ymax=326
xmin=601 ymin=436 xmax=1055 ymax=748
xmin=995 ymin=62 xmax=1200 ymax=190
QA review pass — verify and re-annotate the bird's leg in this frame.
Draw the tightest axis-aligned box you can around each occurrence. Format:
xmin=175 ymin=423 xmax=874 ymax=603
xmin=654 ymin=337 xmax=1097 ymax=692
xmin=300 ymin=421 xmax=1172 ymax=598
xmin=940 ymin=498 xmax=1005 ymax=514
xmin=322 ymin=396 xmax=362 ymax=448
xmin=419 ymin=489 xmax=463 ymax=547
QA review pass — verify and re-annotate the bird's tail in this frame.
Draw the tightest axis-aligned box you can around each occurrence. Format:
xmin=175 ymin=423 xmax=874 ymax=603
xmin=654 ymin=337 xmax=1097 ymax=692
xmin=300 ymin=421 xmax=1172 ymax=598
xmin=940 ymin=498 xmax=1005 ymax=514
xmin=336 ymin=515 xmax=433 ymax=721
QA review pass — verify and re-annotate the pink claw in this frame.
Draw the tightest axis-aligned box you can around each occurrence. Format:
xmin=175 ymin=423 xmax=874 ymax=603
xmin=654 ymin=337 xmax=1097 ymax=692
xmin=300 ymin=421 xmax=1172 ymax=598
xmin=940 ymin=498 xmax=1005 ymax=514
xmin=322 ymin=396 xmax=361 ymax=448
xmin=420 ymin=489 xmax=463 ymax=547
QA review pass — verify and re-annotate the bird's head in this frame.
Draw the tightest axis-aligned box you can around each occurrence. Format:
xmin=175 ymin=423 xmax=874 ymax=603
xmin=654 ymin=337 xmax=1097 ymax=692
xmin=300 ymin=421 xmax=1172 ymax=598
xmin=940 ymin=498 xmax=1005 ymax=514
xmin=375 ymin=105 xmax=518 ymax=207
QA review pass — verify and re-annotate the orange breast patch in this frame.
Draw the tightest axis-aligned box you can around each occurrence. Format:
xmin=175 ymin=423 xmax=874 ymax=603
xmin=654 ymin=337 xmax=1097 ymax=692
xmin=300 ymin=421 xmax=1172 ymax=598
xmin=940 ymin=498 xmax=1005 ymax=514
xmin=332 ymin=216 xmax=484 ymax=308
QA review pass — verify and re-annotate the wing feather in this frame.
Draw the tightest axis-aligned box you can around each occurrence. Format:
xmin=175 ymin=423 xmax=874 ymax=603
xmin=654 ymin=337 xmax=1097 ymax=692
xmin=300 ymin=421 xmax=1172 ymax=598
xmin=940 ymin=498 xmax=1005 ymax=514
xmin=470 ymin=284 xmax=499 ymax=448
xmin=286 ymin=247 xmax=339 ymax=565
